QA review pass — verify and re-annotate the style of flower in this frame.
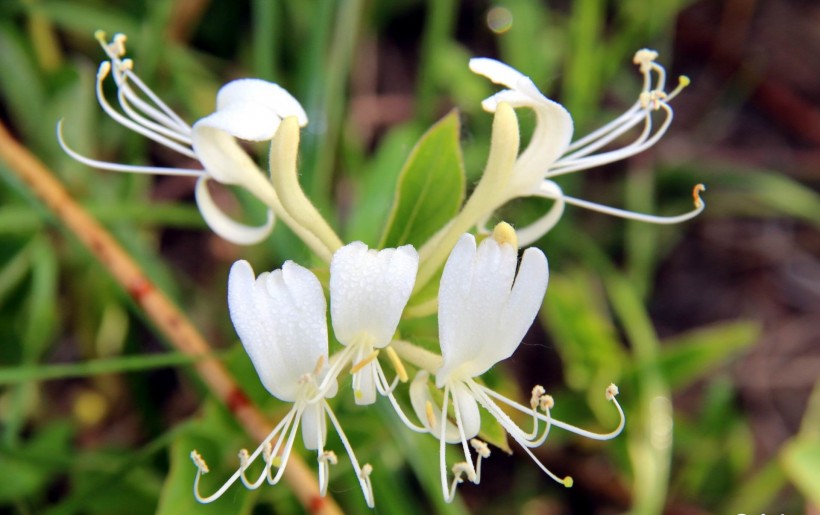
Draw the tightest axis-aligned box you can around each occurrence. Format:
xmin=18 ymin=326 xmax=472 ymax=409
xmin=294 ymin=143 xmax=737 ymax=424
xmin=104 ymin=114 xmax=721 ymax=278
xmin=469 ymin=49 xmax=705 ymax=245
xmin=58 ymin=31 xmax=308 ymax=244
xmin=410 ymin=223 xmax=625 ymax=501
xmin=191 ymin=259 xmax=374 ymax=507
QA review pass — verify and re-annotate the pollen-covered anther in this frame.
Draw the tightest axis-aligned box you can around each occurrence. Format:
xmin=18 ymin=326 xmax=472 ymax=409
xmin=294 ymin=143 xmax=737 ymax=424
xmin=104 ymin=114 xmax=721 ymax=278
xmin=360 ymin=463 xmax=373 ymax=480
xmin=319 ymin=450 xmax=338 ymax=466
xmin=605 ymin=383 xmax=620 ymax=401
xmin=238 ymin=448 xmax=250 ymax=468
xmin=692 ymin=183 xmax=706 ymax=209
xmin=470 ymin=439 xmax=491 ymax=459
xmin=350 ymin=350 xmax=380 ymax=374
xmin=530 ymin=385 xmax=546 ymax=410
xmin=633 ymin=48 xmax=659 ymax=73
xmin=425 ymin=400 xmax=437 ymax=429
xmin=539 ymin=394 xmax=555 ymax=411
xmin=491 ymin=221 xmax=518 ymax=249
xmin=190 ymin=450 xmax=209 ymax=473
xmin=452 ymin=462 xmax=476 ymax=483
xmin=111 ymin=33 xmax=128 ymax=56
xmin=649 ymin=90 xmax=668 ymax=110
xmin=120 ymin=58 xmax=135 ymax=71
xmin=562 ymin=476 xmax=574 ymax=488
xmin=262 ymin=441 xmax=275 ymax=465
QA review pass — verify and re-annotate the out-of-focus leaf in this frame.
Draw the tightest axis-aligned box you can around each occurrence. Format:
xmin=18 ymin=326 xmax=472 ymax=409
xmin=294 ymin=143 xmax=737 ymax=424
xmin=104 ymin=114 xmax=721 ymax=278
xmin=722 ymin=459 xmax=788 ymax=515
xmin=24 ymin=2 xmax=138 ymax=39
xmin=0 ymin=422 xmax=74 ymax=502
xmin=780 ymin=437 xmax=820 ymax=506
xmin=626 ymin=321 xmax=760 ymax=391
xmin=379 ymin=111 xmax=465 ymax=249
xmin=540 ymin=270 xmax=626 ymax=393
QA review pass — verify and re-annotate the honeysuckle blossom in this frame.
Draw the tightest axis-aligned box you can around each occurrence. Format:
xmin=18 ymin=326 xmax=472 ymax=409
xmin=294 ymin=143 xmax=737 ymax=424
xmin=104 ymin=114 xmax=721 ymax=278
xmin=58 ymin=31 xmax=308 ymax=245
xmin=410 ymin=223 xmax=625 ymax=501
xmin=329 ymin=242 xmax=418 ymax=406
xmin=470 ymin=49 xmax=705 ymax=245
xmin=191 ymin=259 xmax=374 ymax=507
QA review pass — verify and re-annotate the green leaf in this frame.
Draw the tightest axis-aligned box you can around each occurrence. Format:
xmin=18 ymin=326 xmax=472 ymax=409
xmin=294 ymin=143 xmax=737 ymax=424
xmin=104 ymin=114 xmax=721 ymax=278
xmin=379 ymin=110 xmax=465 ymax=249
xmin=780 ymin=437 xmax=820 ymax=506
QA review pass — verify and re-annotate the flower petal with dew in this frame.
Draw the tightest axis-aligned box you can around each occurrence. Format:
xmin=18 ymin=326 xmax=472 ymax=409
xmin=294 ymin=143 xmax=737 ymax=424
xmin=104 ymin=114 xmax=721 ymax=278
xmin=470 ymin=50 xmax=704 ymax=246
xmin=190 ymin=260 xmax=374 ymax=507
xmin=57 ymin=32 xmax=307 ymax=245
xmin=329 ymin=242 xmax=419 ymax=405
xmin=411 ymin=222 xmax=625 ymax=502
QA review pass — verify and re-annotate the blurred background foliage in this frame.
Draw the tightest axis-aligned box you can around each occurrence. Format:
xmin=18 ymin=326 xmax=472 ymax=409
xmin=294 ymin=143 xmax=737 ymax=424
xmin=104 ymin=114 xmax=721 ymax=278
xmin=0 ymin=0 xmax=818 ymax=513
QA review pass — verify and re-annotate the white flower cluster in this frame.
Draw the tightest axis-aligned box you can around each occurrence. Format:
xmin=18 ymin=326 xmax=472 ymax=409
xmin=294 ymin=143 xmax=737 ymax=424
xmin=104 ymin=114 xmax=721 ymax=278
xmin=61 ymin=33 xmax=706 ymax=507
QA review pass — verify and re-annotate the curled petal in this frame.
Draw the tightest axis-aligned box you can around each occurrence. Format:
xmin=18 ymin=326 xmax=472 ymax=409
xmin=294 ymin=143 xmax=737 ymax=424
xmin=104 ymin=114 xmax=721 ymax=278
xmin=195 ymin=177 xmax=274 ymax=245
xmin=216 ymin=79 xmax=308 ymax=128
xmin=513 ymin=180 xmax=566 ymax=246
xmin=469 ymin=58 xmax=527 ymax=90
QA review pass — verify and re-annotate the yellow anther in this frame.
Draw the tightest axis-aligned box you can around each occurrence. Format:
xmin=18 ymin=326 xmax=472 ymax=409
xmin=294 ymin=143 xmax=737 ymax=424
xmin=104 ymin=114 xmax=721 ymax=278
xmin=678 ymin=75 xmax=691 ymax=88
xmin=539 ymin=394 xmax=554 ymax=411
xmin=639 ymin=91 xmax=652 ymax=109
xmin=605 ymin=383 xmax=620 ymax=401
xmin=313 ymin=354 xmax=326 ymax=376
xmin=452 ymin=462 xmax=476 ymax=482
xmin=385 ymin=346 xmax=408 ymax=383
xmin=238 ymin=448 xmax=250 ymax=467
xmin=470 ymin=438 xmax=491 ymax=458
xmin=530 ymin=385 xmax=546 ymax=410
xmin=120 ymin=58 xmax=134 ymax=71
xmin=360 ymin=463 xmax=373 ymax=479
xmin=492 ymin=221 xmax=518 ymax=249
xmin=97 ymin=61 xmax=111 ymax=78
xmin=112 ymin=33 xmax=127 ymax=56
xmin=692 ymin=183 xmax=706 ymax=209
xmin=319 ymin=450 xmax=338 ymax=465
xmin=350 ymin=350 xmax=380 ymax=374
xmin=425 ymin=400 xmax=437 ymax=429
xmin=633 ymin=49 xmax=659 ymax=72
xmin=94 ymin=30 xmax=107 ymax=44
xmin=562 ymin=476 xmax=574 ymax=488
xmin=190 ymin=450 xmax=209 ymax=473
xmin=271 ymin=456 xmax=283 ymax=468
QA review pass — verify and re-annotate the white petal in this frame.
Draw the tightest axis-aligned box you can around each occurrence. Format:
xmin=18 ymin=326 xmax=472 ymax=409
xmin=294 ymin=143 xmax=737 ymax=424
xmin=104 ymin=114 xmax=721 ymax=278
xmin=330 ymin=242 xmax=418 ymax=348
xmin=300 ymin=403 xmax=327 ymax=451
xmin=216 ymin=78 xmax=308 ymax=127
xmin=227 ymin=259 xmax=329 ymax=402
xmin=195 ymin=104 xmax=283 ymax=142
xmin=469 ymin=58 xmax=526 ymax=90
xmin=514 ymin=180 xmax=566 ymax=246
xmin=409 ymin=371 xmax=461 ymax=443
xmin=191 ymin=122 xmax=268 ymax=185
xmin=265 ymin=261 xmax=330 ymax=382
xmin=480 ymin=89 xmax=532 ymax=112
xmin=194 ymin=177 xmax=274 ymax=245
xmin=436 ymin=235 xmax=548 ymax=383
xmin=452 ymin=382 xmax=480 ymax=440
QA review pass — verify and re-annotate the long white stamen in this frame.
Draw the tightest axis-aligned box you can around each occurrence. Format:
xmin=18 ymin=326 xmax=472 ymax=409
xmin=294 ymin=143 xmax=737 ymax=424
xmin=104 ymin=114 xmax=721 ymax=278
xmin=450 ymin=385 xmax=477 ymax=481
xmin=439 ymin=385 xmax=452 ymax=502
xmin=57 ymin=121 xmax=204 ymax=177
xmin=560 ymin=188 xmax=705 ymax=225
xmin=115 ymin=81 xmax=193 ymax=145
xmin=95 ymin=63 xmax=198 ymax=159
xmin=565 ymin=102 xmax=642 ymax=153
xmin=267 ymin=403 xmax=304 ymax=486
xmin=193 ymin=407 xmax=296 ymax=503
xmin=323 ymin=401 xmax=375 ymax=507
xmin=556 ymin=110 xmax=651 ymax=166
xmin=375 ymin=364 xmax=428 ymax=433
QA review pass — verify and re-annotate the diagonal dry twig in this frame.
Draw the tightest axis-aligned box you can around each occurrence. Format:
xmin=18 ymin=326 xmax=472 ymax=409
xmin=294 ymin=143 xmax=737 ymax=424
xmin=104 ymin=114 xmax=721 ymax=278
xmin=0 ymin=120 xmax=342 ymax=515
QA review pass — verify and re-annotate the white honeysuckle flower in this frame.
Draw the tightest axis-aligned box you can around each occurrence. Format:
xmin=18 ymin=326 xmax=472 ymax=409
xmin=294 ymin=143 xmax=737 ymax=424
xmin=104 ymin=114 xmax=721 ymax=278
xmin=329 ymin=242 xmax=419 ymax=406
xmin=191 ymin=260 xmax=374 ymax=507
xmin=410 ymin=223 xmax=625 ymax=502
xmin=58 ymin=31 xmax=308 ymax=245
xmin=470 ymin=49 xmax=705 ymax=246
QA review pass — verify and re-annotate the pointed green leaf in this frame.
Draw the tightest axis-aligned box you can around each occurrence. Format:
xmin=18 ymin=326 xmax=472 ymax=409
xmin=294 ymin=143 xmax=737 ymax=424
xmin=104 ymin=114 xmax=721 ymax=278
xmin=379 ymin=110 xmax=465 ymax=249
